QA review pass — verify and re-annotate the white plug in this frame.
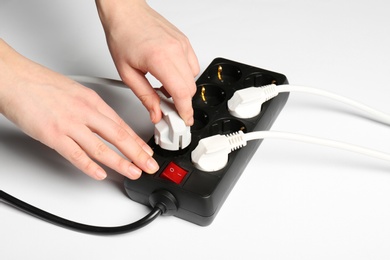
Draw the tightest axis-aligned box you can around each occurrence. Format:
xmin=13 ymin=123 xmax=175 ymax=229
xmin=154 ymin=90 xmax=191 ymax=151
xmin=227 ymin=84 xmax=279 ymax=118
xmin=191 ymin=131 xmax=247 ymax=172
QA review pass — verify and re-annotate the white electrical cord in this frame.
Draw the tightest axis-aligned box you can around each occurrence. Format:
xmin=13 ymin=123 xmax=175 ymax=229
xmin=191 ymin=130 xmax=390 ymax=172
xmin=278 ymin=84 xmax=390 ymax=125
xmin=228 ymin=84 xmax=390 ymax=125
xmin=244 ymin=130 xmax=390 ymax=160
xmin=69 ymin=75 xmax=127 ymax=88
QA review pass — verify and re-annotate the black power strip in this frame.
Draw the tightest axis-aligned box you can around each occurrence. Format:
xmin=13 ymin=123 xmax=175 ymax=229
xmin=124 ymin=57 xmax=289 ymax=226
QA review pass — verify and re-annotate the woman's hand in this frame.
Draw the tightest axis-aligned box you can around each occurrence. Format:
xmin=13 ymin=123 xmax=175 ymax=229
xmin=0 ymin=39 xmax=158 ymax=180
xmin=96 ymin=0 xmax=200 ymax=126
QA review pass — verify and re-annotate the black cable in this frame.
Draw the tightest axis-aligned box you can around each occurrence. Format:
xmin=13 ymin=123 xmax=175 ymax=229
xmin=0 ymin=190 xmax=163 ymax=235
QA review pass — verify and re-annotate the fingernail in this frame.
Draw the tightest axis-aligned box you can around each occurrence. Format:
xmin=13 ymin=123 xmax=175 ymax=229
xmin=186 ymin=117 xmax=194 ymax=126
xmin=128 ymin=165 xmax=142 ymax=179
xmin=150 ymin=110 xmax=156 ymax=122
xmin=147 ymin=158 xmax=159 ymax=173
xmin=142 ymin=144 xmax=154 ymax=156
xmin=95 ymin=168 xmax=107 ymax=180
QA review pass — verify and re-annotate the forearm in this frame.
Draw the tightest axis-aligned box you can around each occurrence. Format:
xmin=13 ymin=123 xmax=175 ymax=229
xmin=0 ymin=39 xmax=22 ymax=116
xmin=0 ymin=39 xmax=70 ymax=118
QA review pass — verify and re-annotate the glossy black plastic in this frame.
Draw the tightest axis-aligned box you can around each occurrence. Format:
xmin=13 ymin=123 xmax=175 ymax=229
xmin=124 ymin=57 xmax=289 ymax=226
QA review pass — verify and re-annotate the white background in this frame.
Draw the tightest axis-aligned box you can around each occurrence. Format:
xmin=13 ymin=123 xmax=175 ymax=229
xmin=1 ymin=0 xmax=390 ymax=259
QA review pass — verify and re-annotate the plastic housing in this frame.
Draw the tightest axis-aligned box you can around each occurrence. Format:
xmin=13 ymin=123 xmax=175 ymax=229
xmin=124 ymin=57 xmax=289 ymax=226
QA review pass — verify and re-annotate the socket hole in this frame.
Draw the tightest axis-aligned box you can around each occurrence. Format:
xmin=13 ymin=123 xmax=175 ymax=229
xmin=207 ymin=64 xmax=242 ymax=84
xmin=193 ymin=84 xmax=226 ymax=107
xmin=243 ymin=73 xmax=277 ymax=88
xmin=209 ymin=119 xmax=246 ymax=135
xmin=192 ymin=110 xmax=209 ymax=131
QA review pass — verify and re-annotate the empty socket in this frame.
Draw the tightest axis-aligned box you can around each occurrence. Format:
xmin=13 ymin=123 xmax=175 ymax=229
xmin=191 ymin=110 xmax=209 ymax=131
xmin=243 ymin=73 xmax=277 ymax=88
xmin=193 ymin=84 xmax=226 ymax=107
xmin=209 ymin=118 xmax=247 ymax=136
xmin=207 ymin=64 xmax=242 ymax=84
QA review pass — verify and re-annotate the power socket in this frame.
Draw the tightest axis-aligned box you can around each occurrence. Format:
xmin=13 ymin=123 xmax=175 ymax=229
xmin=124 ymin=57 xmax=289 ymax=226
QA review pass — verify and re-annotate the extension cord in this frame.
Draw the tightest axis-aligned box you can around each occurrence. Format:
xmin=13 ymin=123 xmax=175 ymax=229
xmin=124 ymin=57 xmax=289 ymax=225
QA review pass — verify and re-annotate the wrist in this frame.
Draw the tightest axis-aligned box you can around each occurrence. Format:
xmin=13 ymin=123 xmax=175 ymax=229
xmin=0 ymin=39 xmax=15 ymax=115
xmin=95 ymin=0 xmax=148 ymax=28
xmin=0 ymin=39 xmax=67 ymax=117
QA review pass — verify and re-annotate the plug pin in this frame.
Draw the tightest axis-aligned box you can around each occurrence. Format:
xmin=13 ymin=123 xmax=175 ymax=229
xmin=201 ymin=86 xmax=207 ymax=104
xmin=217 ymin=65 xmax=223 ymax=82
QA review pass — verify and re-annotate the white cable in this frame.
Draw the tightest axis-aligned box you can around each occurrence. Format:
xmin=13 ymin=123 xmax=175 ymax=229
xmin=191 ymin=130 xmax=390 ymax=172
xmin=243 ymin=130 xmax=390 ymax=161
xmin=228 ymin=84 xmax=390 ymax=125
xmin=277 ymin=84 xmax=390 ymax=125
xmin=69 ymin=75 xmax=128 ymax=89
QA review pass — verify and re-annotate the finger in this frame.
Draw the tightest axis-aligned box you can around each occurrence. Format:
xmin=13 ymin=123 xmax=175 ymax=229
xmin=63 ymin=123 xmax=152 ymax=181
xmin=149 ymin=55 xmax=196 ymax=126
xmin=94 ymin=101 xmax=154 ymax=156
xmin=84 ymin=113 xmax=159 ymax=174
xmin=54 ymin=135 xmax=108 ymax=180
xmin=119 ymin=67 xmax=162 ymax=124
xmin=188 ymin=51 xmax=200 ymax=77
xmin=72 ymin=126 xmax=147 ymax=179
xmin=183 ymin=38 xmax=200 ymax=77
xmin=171 ymin=33 xmax=199 ymax=77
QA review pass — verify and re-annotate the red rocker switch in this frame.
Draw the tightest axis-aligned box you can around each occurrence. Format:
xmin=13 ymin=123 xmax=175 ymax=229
xmin=160 ymin=162 xmax=188 ymax=184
